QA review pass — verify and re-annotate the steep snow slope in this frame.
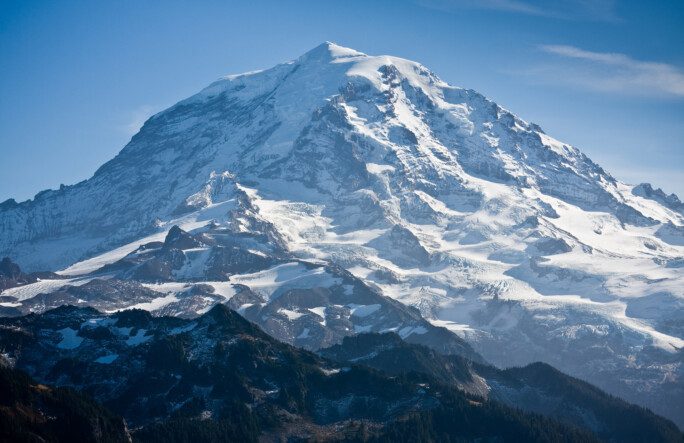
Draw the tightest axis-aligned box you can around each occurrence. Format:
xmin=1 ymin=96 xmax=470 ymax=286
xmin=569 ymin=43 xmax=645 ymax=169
xmin=1 ymin=42 xmax=682 ymax=425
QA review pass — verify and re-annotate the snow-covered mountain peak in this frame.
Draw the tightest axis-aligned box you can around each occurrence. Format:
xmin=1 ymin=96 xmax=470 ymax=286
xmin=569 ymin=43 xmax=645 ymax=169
xmin=298 ymin=41 xmax=367 ymax=62
xmin=1 ymin=43 xmax=683 ymax=426
xmin=3 ymin=42 xmax=682 ymax=277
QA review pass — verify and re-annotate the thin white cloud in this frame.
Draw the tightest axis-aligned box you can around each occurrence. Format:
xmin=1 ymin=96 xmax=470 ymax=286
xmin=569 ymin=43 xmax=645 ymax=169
xmin=533 ymin=45 xmax=684 ymax=98
xmin=121 ymin=105 xmax=156 ymax=136
xmin=416 ymin=0 xmax=620 ymax=22
xmin=446 ymin=0 xmax=546 ymax=15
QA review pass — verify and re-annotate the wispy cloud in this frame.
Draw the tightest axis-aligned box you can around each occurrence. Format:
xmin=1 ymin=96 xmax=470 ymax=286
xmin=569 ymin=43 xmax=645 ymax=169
xmin=528 ymin=45 xmax=684 ymax=98
xmin=121 ymin=105 xmax=156 ymax=136
xmin=416 ymin=0 xmax=621 ymax=22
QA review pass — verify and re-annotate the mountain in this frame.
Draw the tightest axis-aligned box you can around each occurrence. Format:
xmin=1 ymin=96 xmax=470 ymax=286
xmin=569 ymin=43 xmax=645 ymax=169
xmin=0 ymin=42 xmax=682 ymax=426
xmin=0 ymin=306 xmax=605 ymax=442
xmin=0 ymin=225 xmax=481 ymax=361
xmin=321 ymin=332 xmax=682 ymax=442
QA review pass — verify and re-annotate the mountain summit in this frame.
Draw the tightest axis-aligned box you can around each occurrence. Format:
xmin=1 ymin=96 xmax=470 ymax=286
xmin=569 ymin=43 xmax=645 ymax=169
xmin=1 ymin=42 xmax=682 ymax=426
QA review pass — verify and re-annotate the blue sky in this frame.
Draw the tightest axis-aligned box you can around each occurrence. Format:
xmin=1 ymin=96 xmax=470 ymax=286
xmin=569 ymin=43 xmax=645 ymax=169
xmin=1 ymin=0 xmax=683 ymax=201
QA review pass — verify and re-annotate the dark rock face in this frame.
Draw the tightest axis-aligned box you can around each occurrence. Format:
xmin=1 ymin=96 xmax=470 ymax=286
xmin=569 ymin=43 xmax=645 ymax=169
xmin=0 ymin=257 xmax=22 ymax=280
xmin=204 ymin=246 xmax=276 ymax=279
xmin=367 ymin=225 xmax=433 ymax=268
xmin=130 ymin=248 xmax=187 ymax=281
xmin=18 ymin=279 xmax=163 ymax=315
xmin=633 ymin=183 xmax=683 ymax=213
xmin=0 ymin=256 xmax=62 ymax=292
xmin=163 ymin=225 xmax=206 ymax=250
xmin=0 ymin=256 xmax=38 ymax=293
xmin=95 ymin=226 xmax=278 ymax=283
xmin=528 ymin=237 xmax=572 ymax=255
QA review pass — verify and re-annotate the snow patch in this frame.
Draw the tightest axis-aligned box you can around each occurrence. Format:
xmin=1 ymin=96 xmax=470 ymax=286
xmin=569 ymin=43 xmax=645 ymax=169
xmin=125 ymin=329 xmax=151 ymax=346
xmin=95 ymin=353 xmax=118 ymax=364
xmin=56 ymin=328 xmax=83 ymax=349
xmin=278 ymin=308 xmax=305 ymax=321
xmin=347 ymin=303 xmax=381 ymax=317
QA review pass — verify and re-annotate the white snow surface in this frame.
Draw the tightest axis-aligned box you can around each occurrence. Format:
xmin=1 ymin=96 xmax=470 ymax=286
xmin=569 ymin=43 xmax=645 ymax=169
xmin=3 ymin=277 xmax=95 ymax=301
xmin=347 ymin=303 xmax=381 ymax=317
xmin=229 ymin=262 xmax=340 ymax=300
